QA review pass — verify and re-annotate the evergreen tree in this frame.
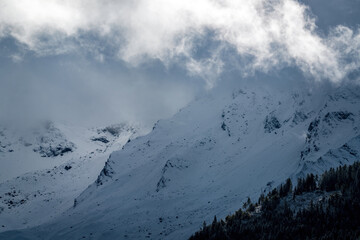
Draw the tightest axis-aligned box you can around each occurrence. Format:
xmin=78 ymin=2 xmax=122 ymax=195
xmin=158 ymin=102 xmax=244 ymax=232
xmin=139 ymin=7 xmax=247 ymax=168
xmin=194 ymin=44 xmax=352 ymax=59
xmin=190 ymin=161 xmax=360 ymax=240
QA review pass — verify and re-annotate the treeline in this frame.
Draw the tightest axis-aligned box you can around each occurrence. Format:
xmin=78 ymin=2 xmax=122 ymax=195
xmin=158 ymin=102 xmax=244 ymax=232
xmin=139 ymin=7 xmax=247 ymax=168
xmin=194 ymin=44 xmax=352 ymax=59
xmin=189 ymin=162 xmax=360 ymax=240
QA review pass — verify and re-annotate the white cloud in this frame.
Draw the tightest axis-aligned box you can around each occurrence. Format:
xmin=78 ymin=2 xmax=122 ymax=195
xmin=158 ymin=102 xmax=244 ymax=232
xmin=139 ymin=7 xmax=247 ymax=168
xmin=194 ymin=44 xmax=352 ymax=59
xmin=10 ymin=53 xmax=23 ymax=63
xmin=0 ymin=0 xmax=359 ymax=84
xmin=186 ymin=56 xmax=224 ymax=89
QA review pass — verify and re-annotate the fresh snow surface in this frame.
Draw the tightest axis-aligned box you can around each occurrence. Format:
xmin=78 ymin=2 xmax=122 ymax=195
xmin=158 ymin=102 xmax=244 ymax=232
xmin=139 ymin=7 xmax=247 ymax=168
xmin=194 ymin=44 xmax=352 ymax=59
xmin=1 ymin=77 xmax=360 ymax=240
xmin=0 ymin=122 xmax=142 ymax=232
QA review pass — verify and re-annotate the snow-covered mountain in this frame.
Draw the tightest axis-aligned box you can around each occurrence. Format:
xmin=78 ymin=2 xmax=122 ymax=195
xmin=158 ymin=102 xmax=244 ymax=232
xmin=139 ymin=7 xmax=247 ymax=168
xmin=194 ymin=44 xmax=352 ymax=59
xmin=1 ymin=76 xmax=359 ymax=240
xmin=0 ymin=121 xmax=142 ymax=232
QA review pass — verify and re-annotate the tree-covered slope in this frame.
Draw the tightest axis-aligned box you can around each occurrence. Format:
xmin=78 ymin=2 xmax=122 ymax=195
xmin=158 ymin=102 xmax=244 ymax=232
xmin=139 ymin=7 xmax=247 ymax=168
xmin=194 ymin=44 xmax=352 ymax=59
xmin=190 ymin=162 xmax=360 ymax=240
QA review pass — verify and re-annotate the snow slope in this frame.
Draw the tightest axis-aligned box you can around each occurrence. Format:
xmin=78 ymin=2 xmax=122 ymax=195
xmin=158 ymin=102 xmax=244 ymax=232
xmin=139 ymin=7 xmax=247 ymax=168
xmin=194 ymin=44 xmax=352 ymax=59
xmin=1 ymin=77 xmax=360 ymax=240
xmin=0 ymin=121 xmax=77 ymax=183
xmin=0 ymin=122 xmax=142 ymax=232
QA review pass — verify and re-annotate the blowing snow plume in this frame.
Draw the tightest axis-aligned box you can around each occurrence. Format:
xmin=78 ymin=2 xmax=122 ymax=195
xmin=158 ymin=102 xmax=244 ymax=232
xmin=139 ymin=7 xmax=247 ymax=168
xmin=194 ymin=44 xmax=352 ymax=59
xmin=1 ymin=0 xmax=360 ymax=87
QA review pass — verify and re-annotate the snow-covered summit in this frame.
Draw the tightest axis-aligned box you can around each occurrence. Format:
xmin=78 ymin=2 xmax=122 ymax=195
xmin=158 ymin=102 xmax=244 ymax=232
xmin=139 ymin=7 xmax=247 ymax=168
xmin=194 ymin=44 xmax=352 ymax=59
xmin=0 ymin=121 xmax=142 ymax=232
xmin=2 ymin=77 xmax=359 ymax=240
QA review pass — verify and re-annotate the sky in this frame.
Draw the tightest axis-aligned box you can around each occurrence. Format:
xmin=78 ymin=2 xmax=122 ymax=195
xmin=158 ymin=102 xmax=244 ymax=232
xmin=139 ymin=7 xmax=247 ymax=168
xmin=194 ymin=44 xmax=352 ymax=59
xmin=0 ymin=0 xmax=359 ymax=128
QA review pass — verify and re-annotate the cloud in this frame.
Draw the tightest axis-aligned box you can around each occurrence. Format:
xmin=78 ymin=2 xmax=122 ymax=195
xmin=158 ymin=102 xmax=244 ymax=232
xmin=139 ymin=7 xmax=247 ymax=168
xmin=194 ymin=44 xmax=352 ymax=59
xmin=0 ymin=52 xmax=199 ymax=128
xmin=10 ymin=53 xmax=23 ymax=63
xmin=0 ymin=0 xmax=359 ymax=84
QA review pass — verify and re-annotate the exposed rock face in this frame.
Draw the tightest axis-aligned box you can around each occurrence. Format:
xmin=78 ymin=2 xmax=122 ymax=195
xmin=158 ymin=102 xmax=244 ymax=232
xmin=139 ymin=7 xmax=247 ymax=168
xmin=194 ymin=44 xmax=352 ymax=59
xmin=264 ymin=115 xmax=282 ymax=133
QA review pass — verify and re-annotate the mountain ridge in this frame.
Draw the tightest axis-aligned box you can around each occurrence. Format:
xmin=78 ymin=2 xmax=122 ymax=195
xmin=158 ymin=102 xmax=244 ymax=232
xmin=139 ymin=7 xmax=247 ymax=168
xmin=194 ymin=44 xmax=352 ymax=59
xmin=1 ymin=78 xmax=360 ymax=239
